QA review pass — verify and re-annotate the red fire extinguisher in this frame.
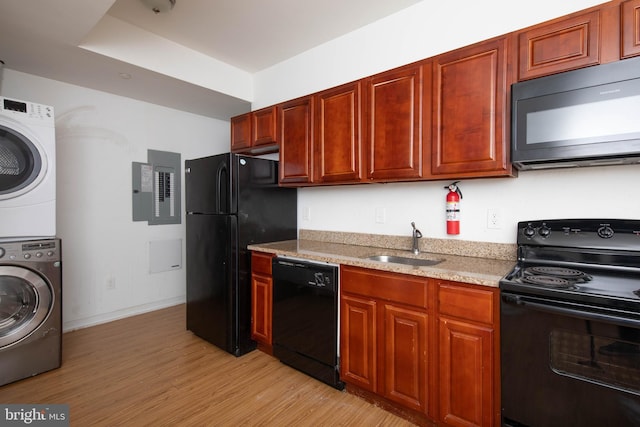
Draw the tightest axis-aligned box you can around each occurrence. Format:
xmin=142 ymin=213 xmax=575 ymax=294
xmin=444 ymin=181 xmax=462 ymax=235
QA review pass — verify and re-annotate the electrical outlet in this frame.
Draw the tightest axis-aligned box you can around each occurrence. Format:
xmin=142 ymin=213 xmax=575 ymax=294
xmin=487 ymin=209 xmax=502 ymax=229
xmin=303 ymin=206 xmax=311 ymax=221
xmin=375 ymin=207 xmax=386 ymax=224
xmin=106 ymin=276 xmax=116 ymax=290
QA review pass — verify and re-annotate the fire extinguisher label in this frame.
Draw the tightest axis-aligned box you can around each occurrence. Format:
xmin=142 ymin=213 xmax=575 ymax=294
xmin=446 ymin=202 xmax=460 ymax=220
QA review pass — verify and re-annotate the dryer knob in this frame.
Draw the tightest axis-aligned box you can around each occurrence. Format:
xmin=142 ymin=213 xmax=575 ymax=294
xmin=23 ymin=253 xmax=31 ymax=259
xmin=35 ymin=252 xmax=43 ymax=258
xmin=47 ymin=251 xmax=55 ymax=257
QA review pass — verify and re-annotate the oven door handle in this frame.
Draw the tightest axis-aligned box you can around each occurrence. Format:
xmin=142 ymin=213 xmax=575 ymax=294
xmin=502 ymin=293 xmax=640 ymax=328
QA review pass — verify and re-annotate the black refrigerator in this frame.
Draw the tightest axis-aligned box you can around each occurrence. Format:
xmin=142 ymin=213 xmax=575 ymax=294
xmin=185 ymin=153 xmax=297 ymax=356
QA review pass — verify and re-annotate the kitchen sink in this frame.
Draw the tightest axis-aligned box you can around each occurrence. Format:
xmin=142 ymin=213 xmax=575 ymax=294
xmin=366 ymin=255 xmax=443 ymax=267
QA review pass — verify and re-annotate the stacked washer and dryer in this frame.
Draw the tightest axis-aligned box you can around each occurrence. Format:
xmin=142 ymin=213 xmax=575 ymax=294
xmin=0 ymin=96 xmax=62 ymax=386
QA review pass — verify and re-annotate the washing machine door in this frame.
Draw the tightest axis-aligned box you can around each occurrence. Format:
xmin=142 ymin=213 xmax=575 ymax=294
xmin=0 ymin=266 xmax=52 ymax=348
xmin=0 ymin=123 xmax=45 ymax=200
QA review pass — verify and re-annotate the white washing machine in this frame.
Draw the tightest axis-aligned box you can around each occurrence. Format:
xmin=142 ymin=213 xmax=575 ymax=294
xmin=0 ymin=238 xmax=62 ymax=386
xmin=0 ymin=96 xmax=56 ymax=241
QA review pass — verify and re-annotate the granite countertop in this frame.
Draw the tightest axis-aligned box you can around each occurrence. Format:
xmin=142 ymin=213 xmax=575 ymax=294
xmin=248 ymin=237 xmax=516 ymax=288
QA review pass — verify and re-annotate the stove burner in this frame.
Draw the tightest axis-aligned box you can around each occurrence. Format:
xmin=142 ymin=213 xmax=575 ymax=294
xmin=522 ymin=275 xmax=576 ymax=289
xmin=525 ymin=266 xmax=591 ymax=280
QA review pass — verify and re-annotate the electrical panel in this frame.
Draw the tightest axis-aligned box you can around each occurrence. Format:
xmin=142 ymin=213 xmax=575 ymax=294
xmin=132 ymin=150 xmax=181 ymax=225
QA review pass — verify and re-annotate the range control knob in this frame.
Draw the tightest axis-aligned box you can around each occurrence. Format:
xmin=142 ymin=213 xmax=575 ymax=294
xmin=538 ymin=224 xmax=551 ymax=238
xmin=523 ymin=224 xmax=536 ymax=238
xmin=597 ymin=226 xmax=614 ymax=239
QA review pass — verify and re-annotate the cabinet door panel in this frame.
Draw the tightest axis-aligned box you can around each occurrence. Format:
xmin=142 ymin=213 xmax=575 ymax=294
xmin=252 ymin=106 xmax=277 ymax=147
xmin=518 ymin=11 xmax=600 ymax=80
xmin=340 ymin=294 xmax=378 ymax=392
xmin=251 ymin=273 xmax=272 ymax=345
xmin=366 ymin=64 xmax=424 ymax=180
xmin=622 ymin=0 xmax=640 ymax=58
xmin=279 ymin=97 xmax=313 ymax=184
xmin=439 ymin=317 xmax=494 ymax=427
xmin=383 ymin=304 xmax=429 ymax=414
xmin=315 ymin=82 xmax=363 ymax=183
xmin=432 ymin=37 xmax=511 ymax=176
xmin=231 ymin=113 xmax=252 ymax=152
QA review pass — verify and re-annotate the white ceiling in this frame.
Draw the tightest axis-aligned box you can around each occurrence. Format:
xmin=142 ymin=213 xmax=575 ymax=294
xmin=0 ymin=0 xmax=422 ymax=119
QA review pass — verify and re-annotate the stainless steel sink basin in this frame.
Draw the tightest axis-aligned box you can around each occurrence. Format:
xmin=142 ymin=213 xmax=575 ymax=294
xmin=366 ymin=255 xmax=443 ymax=267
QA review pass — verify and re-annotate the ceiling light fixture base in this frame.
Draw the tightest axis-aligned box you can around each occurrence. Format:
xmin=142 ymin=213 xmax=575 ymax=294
xmin=141 ymin=0 xmax=176 ymax=14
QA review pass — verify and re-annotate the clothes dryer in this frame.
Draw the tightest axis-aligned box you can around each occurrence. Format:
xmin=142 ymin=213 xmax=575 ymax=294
xmin=0 ymin=97 xmax=55 ymax=241
xmin=0 ymin=238 xmax=62 ymax=386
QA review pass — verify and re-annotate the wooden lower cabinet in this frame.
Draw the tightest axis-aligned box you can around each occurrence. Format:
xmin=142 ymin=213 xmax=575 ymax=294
xmin=340 ymin=266 xmax=431 ymax=417
xmin=439 ymin=317 xmax=494 ymax=427
xmin=250 ymin=252 xmax=274 ymax=346
xmin=341 ymin=293 xmax=377 ymax=391
xmin=383 ymin=303 xmax=429 ymax=413
xmin=340 ymin=266 xmax=500 ymax=427
xmin=437 ymin=280 xmax=499 ymax=427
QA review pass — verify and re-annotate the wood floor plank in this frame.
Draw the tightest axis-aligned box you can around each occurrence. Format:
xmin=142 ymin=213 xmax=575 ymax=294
xmin=0 ymin=304 xmax=416 ymax=426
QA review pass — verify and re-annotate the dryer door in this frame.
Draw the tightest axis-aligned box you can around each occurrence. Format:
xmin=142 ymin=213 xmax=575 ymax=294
xmin=0 ymin=123 xmax=45 ymax=200
xmin=0 ymin=266 xmax=52 ymax=348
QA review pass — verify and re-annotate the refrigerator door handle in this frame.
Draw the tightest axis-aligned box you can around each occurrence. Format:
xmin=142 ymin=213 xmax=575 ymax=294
xmin=216 ymin=163 xmax=228 ymax=213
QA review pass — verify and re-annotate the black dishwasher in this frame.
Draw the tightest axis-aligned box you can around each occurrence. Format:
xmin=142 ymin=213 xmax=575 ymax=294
xmin=272 ymin=257 xmax=344 ymax=390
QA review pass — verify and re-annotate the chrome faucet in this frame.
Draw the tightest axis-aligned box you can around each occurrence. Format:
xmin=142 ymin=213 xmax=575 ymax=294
xmin=411 ymin=222 xmax=422 ymax=255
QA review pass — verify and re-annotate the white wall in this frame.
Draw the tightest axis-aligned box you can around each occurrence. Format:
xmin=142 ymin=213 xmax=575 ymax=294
xmin=253 ymin=0 xmax=604 ymax=108
xmin=254 ymin=0 xmax=640 ymax=244
xmin=2 ymin=69 xmax=229 ymax=331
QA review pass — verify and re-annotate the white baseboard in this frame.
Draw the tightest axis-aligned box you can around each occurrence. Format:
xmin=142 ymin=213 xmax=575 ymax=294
xmin=62 ymin=296 xmax=185 ymax=332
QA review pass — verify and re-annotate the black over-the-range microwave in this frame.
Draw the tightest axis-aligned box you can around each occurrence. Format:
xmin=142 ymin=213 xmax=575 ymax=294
xmin=511 ymin=55 xmax=640 ymax=170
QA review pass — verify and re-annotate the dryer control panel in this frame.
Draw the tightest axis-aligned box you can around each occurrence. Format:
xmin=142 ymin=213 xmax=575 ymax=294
xmin=0 ymin=239 xmax=60 ymax=262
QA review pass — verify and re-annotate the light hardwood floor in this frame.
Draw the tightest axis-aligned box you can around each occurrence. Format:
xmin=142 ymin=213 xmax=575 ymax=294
xmin=0 ymin=304 xmax=415 ymax=426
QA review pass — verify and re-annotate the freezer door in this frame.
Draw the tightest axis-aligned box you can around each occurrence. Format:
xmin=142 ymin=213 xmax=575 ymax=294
xmin=185 ymin=153 xmax=235 ymax=214
xmin=186 ymin=213 xmax=238 ymax=353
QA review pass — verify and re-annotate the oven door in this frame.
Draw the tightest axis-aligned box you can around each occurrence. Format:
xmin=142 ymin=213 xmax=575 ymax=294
xmin=501 ymin=292 xmax=640 ymax=427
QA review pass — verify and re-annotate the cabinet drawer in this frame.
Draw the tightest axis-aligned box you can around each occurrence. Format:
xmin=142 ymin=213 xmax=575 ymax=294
xmin=341 ymin=266 xmax=428 ymax=309
xmin=438 ymin=282 xmax=495 ymax=325
xmin=251 ymin=252 xmax=273 ymax=275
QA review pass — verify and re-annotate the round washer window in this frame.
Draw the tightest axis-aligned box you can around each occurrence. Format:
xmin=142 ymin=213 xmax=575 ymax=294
xmin=0 ymin=124 xmax=43 ymax=197
xmin=0 ymin=266 xmax=52 ymax=348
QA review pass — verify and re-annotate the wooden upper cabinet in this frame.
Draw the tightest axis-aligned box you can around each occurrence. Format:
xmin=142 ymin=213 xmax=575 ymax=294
xmin=517 ymin=10 xmax=601 ymax=80
xmin=314 ymin=81 xmax=363 ymax=183
xmin=231 ymin=106 xmax=278 ymax=154
xmin=622 ymin=0 xmax=640 ymax=58
xmin=432 ymin=37 xmax=514 ymax=177
xmin=230 ymin=113 xmax=252 ymax=152
xmin=252 ymin=106 xmax=278 ymax=148
xmin=278 ymin=96 xmax=313 ymax=185
xmin=365 ymin=63 xmax=428 ymax=181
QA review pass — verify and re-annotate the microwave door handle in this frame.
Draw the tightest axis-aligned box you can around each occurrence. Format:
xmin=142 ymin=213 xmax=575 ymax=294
xmin=502 ymin=294 xmax=640 ymax=328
